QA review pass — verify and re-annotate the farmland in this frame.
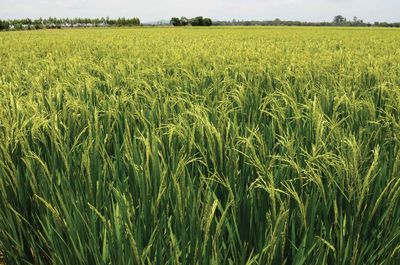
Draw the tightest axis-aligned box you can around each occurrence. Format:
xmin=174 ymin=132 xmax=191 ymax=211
xmin=0 ymin=27 xmax=400 ymax=264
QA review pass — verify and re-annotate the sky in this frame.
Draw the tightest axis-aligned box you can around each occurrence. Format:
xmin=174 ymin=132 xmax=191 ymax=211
xmin=0 ymin=0 xmax=399 ymax=23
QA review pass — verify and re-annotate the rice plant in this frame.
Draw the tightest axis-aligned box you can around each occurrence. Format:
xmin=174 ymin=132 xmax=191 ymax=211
xmin=0 ymin=27 xmax=399 ymax=265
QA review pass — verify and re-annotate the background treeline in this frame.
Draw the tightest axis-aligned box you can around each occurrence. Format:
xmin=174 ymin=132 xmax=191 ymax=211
xmin=0 ymin=17 xmax=140 ymax=31
xmin=1 ymin=15 xmax=400 ymax=31
xmin=213 ymin=15 xmax=400 ymax=27
xmin=170 ymin=16 xmax=212 ymax=26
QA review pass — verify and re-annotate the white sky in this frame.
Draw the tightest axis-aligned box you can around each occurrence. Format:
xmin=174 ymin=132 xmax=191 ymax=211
xmin=0 ymin=0 xmax=399 ymax=22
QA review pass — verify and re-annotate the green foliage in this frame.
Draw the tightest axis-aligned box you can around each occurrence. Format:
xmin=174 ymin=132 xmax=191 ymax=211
xmin=190 ymin=16 xmax=205 ymax=26
xmin=0 ymin=17 xmax=141 ymax=31
xmin=170 ymin=16 xmax=212 ymax=26
xmin=170 ymin=17 xmax=182 ymax=26
xmin=333 ymin=15 xmax=347 ymax=25
xmin=0 ymin=27 xmax=400 ymax=265
xmin=0 ymin=20 xmax=10 ymax=31
xmin=212 ymin=19 xmax=400 ymax=27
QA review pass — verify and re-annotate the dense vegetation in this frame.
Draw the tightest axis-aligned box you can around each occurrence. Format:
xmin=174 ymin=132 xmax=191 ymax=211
xmin=1 ymin=14 xmax=399 ymax=31
xmin=0 ymin=27 xmax=400 ymax=265
xmin=213 ymin=16 xmax=400 ymax=27
xmin=170 ymin=16 xmax=212 ymax=27
xmin=0 ymin=17 xmax=140 ymax=31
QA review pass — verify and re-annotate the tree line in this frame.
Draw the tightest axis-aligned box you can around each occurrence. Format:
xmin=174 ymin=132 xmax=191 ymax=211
xmin=213 ymin=15 xmax=400 ymax=27
xmin=0 ymin=17 xmax=140 ymax=31
xmin=170 ymin=16 xmax=212 ymax=26
xmin=1 ymin=15 xmax=399 ymax=31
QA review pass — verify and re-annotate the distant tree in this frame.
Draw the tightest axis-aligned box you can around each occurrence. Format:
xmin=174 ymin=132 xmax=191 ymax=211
xmin=273 ymin=18 xmax=282 ymax=25
xmin=170 ymin=17 xmax=181 ymax=26
xmin=0 ymin=20 xmax=6 ymax=30
xmin=108 ymin=18 xmax=116 ymax=26
xmin=14 ymin=23 xmax=23 ymax=30
xmin=379 ymin=22 xmax=390 ymax=27
xmin=191 ymin=16 xmax=204 ymax=26
xmin=33 ymin=19 xmax=43 ymax=29
xmin=333 ymin=15 xmax=346 ymax=25
xmin=180 ymin=17 xmax=189 ymax=26
xmin=203 ymin=18 xmax=212 ymax=26
xmin=171 ymin=16 xmax=212 ymax=27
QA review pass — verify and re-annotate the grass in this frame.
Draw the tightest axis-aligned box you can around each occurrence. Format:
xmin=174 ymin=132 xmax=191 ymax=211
xmin=0 ymin=27 xmax=400 ymax=264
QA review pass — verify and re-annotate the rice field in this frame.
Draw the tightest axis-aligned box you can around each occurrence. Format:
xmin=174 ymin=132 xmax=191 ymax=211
xmin=0 ymin=27 xmax=400 ymax=264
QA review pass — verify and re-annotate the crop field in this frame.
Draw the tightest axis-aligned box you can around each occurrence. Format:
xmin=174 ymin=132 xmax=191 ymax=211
xmin=0 ymin=27 xmax=400 ymax=264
